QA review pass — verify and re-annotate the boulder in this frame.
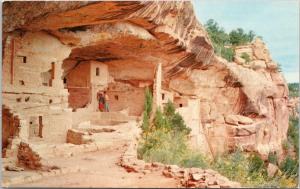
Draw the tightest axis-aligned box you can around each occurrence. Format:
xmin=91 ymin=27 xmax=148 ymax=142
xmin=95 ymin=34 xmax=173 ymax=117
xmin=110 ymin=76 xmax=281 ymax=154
xmin=152 ymin=162 xmax=164 ymax=168
xmin=250 ymin=60 xmax=267 ymax=70
xmin=167 ymin=164 xmax=180 ymax=172
xmin=225 ymin=115 xmax=253 ymax=125
xmin=66 ymin=129 xmax=93 ymax=145
xmin=5 ymin=165 xmax=24 ymax=172
xmin=252 ymin=38 xmax=271 ymax=62
xmin=225 ymin=115 xmax=239 ymax=125
xmin=236 ymin=115 xmax=253 ymax=125
xmin=187 ymin=180 xmax=198 ymax=187
xmin=266 ymin=62 xmax=278 ymax=70
xmin=234 ymin=56 xmax=246 ymax=64
xmin=191 ymin=173 xmax=202 ymax=181
xmin=267 ymin=163 xmax=278 ymax=178
xmin=162 ymin=169 xmax=173 ymax=178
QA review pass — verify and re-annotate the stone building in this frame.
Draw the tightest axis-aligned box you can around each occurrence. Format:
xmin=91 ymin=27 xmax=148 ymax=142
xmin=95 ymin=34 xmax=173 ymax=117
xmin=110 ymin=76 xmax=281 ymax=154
xmin=2 ymin=1 xmax=289 ymax=164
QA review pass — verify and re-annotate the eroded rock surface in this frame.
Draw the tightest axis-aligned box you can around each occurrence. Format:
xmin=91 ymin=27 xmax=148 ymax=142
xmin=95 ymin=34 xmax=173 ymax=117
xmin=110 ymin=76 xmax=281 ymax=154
xmin=2 ymin=1 xmax=290 ymax=187
xmin=171 ymin=38 xmax=289 ymax=158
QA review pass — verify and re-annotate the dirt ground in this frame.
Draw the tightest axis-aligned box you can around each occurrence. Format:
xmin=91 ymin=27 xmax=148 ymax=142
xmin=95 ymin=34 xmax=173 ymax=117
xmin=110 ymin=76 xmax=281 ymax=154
xmin=11 ymin=129 xmax=178 ymax=188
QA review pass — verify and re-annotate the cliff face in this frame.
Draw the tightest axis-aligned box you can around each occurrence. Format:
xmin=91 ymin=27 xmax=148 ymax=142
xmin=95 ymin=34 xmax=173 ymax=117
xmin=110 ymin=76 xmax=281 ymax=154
xmin=2 ymin=1 xmax=289 ymax=159
xmin=172 ymin=38 xmax=289 ymax=158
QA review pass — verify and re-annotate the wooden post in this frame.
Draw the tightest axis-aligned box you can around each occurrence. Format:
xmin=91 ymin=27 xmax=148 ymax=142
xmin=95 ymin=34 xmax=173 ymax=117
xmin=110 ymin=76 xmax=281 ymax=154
xmin=10 ymin=38 xmax=14 ymax=85
xmin=51 ymin=62 xmax=55 ymax=79
xmin=38 ymin=116 xmax=43 ymax=138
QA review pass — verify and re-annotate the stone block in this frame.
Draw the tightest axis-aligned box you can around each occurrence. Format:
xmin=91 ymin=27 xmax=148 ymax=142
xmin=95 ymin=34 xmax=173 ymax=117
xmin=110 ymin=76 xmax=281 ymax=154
xmin=267 ymin=163 xmax=278 ymax=178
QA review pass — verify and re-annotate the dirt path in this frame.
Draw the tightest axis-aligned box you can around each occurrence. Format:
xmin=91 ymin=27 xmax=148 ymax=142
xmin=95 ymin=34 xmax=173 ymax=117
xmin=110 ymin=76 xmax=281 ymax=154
xmin=11 ymin=122 xmax=178 ymax=188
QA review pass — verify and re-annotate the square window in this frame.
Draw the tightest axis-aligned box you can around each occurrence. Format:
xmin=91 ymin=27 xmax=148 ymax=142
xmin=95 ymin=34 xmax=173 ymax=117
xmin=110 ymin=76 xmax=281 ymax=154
xmin=19 ymin=80 xmax=25 ymax=85
xmin=18 ymin=56 xmax=27 ymax=63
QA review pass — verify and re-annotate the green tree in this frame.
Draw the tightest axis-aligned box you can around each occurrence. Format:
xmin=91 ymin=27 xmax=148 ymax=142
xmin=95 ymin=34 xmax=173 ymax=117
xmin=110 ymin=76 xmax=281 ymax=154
xmin=229 ymin=28 xmax=255 ymax=45
xmin=164 ymin=101 xmax=191 ymax=134
xmin=205 ymin=19 xmax=255 ymax=62
xmin=205 ymin=19 xmax=230 ymax=47
xmin=141 ymin=87 xmax=153 ymax=132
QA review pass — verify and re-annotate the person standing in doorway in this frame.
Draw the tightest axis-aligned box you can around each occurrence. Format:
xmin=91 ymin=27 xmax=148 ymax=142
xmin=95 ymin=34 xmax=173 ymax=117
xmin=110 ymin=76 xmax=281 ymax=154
xmin=97 ymin=91 xmax=105 ymax=112
xmin=104 ymin=91 xmax=110 ymax=112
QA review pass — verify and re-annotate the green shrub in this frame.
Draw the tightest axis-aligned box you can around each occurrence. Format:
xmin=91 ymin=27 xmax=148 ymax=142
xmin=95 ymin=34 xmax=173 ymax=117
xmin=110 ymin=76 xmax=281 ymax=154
xmin=180 ymin=152 xmax=208 ymax=168
xmin=138 ymin=130 xmax=189 ymax=164
xmin=211 ymin=149 xmax=250 ymax=183
xmin=282 ymin=139 xmax=291 ymax=152
xmin=288 ymin=117 xmax=299 ymax=156
xmin=221 ymin=46 xmax=235 ymax=62
xmin=280 ymin=156 xmax=299 ymax=178
xmin=153 ymin=108 xmax=169 ymax=131
xmin=144 ymin=87 xmax=153 ymax=116
xmin=138 ymin=97 xmax=193 ymax=166
xmin=163 ymin=100 xmax=176 ymax=117
xmin=210 ymin=150 xmax=298 ymax=187
xmin=138 ymin=88 xmax=298 ymax=188
xmin=248 ymin=154 xmax=266 ymax=174
xmin=240 ymin=52 xmax=251 ymax=63
xmin=141 ymin=87 xmax=153 ymax=132
xmin=288 ymin=83 xmax=299 ymax=97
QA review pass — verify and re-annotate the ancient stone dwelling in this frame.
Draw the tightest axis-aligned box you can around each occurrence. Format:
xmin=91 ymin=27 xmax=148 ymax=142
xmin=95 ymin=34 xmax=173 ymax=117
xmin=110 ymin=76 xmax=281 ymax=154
xmin=2 ymin=1 xmax=290 ymax=186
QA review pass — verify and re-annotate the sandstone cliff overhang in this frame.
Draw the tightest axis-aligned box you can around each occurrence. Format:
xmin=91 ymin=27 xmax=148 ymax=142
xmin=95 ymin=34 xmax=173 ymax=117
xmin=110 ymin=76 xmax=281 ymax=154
xmin=3 ymin=1 xmax=215 ymax=81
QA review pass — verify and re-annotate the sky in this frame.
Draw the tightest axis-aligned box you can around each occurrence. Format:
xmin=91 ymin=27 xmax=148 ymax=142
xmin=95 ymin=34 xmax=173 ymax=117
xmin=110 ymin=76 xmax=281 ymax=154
xmin=193 ymin=0 xmax=299 ymax=83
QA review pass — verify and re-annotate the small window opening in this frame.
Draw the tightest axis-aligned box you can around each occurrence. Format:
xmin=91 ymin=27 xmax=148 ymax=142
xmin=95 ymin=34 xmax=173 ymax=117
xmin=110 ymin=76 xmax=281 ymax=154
xmin=96 ymin=67 xmax=100 ymax=76
xmin=179 ymin=104 xmax=183 ymax=107
xmin=49 ymin=99 xmax=53 ymax=104
xmin=16 ymin=98 xmax=21 ymax=102
xmin=19 ymin=80 xmax=25 ymax=85
xmin=17 ymin=56 xmax=27 ymax=63
xmin=19 ymin=56 xmax=27 ymax=63
xmin=25 ymin=97 xmax=30 ymax=102
xmin=63 ymin=78 xmax=67 ymax=84
xmin=30 ymin=121 xmax=33 ymax=125
xmin=263 ymin=130 xmax=268 ymax=136
xmin=114 ymin=95 xmax=119 ymax=100
xmin=162 ymin=93 xmax=165 ymax=100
